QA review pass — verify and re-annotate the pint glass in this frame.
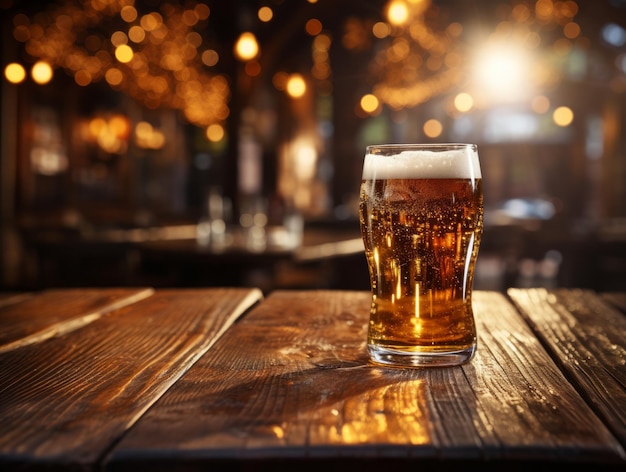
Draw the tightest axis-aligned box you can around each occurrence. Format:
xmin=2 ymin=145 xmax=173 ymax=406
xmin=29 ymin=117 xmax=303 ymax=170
xmin=359 ymin=144 xmax=483 ymax=367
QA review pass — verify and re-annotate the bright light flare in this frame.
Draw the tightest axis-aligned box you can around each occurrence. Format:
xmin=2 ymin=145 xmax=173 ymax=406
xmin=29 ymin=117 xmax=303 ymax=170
xmin=234 ymin=32 xmax=259 ymax=61
xmin=473 ymin=42 xmax=533 ymax=103
xmin=387 ymin=1 xmax=409 ymax=25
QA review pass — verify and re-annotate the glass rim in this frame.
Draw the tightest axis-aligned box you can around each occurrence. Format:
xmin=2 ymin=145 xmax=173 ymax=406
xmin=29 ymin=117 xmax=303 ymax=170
xmin=366 ymin=143 xmax=477 ymax=153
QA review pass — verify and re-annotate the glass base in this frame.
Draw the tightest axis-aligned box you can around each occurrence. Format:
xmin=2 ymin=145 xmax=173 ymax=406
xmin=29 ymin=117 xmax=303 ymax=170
xmin=368 ymin=344 xmax=476 ymax=368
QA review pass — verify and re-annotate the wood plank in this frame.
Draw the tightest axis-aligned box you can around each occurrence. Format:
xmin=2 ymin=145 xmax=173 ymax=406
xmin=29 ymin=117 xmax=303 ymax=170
xmin=0 ymin=287 xmax=263 ymax=470
xmin=508 ymin=288 xmax=626 ymax=450
xmin=0 ymin=288 xmax=155 ymax=353
xmin=107 ymin=290 xmax=625 ymax=471
xmin=0 ymin=292 xmax=34 ymax=309
xmin=601 ymin=292 xmax=626 ymax=314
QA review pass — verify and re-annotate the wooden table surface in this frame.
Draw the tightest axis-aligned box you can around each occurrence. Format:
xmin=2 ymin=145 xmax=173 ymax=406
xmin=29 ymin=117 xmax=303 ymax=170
xmin=0 ymin=287 xmax=624 ymax=471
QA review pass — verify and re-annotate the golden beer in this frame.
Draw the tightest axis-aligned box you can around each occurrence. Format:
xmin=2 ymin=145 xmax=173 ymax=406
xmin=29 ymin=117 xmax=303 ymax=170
xmin=359 ymin=144 xmax=483 ymax=367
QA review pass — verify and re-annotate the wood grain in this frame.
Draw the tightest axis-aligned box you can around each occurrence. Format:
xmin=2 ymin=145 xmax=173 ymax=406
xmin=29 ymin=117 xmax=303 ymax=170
xmin=602 ymin=292 xmax=626 ymax=314
xmin=0 ymin=288 xmax=262 ymax=470
xmin=107 ymin=290 xmax=624 ymax=470
xmin=0 ymin=288 xmax=155 ymax=354
xmin=508 ymin=288 xmax=626 ymax=451
xmin=0 ymin=292 xmax=34 ymax=309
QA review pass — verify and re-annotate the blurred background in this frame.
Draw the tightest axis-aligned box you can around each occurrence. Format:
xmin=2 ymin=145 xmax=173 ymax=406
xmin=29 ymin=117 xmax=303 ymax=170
xmin=1 ymin=0 xmax=624 ymax=293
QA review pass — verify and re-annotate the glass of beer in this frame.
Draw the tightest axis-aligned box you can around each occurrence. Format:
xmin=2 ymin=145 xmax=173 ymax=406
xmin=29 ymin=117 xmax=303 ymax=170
xmin=359 ymin=143 xmax=483 ymax=367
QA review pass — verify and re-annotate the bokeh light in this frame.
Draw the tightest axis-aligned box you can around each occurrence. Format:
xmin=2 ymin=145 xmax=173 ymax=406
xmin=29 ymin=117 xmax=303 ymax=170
xmin=128 ymin=26 xmax=146 ymax=43
xmin=372 ymin=22 xmax=391 ymax=39
xmin=201 ymin=49 xmax=219 ymax=67
xmin=258 ymin=7 xmax=273 ymax=22
xmin=120 ymin=5 xmax=138 ymax=23
xmin=360 ymin=94 xmax=380 ymax=114
xmin=114 ymin=44 xmax=134 ymax=63
xmin=454 ymin=92 xmax=473 ymax=113
xmin=306 ymin=19 xmax=323 ymax=36
xmin=105 ymin=68 xmax=124 ymax=86
xmin=4 ymin=63 xmax=26 ymax=83
xmin=553 ymin=106 xmax=574 ymax=126
xmin=135 ymin=121 xmax=165 ymax=150
xmin=235 ymin=32 xmax=259 ymax=61
xmin=387 ymin=1 xmax=409 ymax=25
xmin=245 ymin=61 xmax=262 ymax=77
xmin=31 ymin=61 xmax=53 ymax=84
xmin=286 ymin=74 xmax=306 ymax=98
xmin=423 ymin=118 xmax=443 ymax=138
xmin=206 ymin=123 xmax=225 ymax=142
xmin=531 ymin=95 xmax=551 ymax=114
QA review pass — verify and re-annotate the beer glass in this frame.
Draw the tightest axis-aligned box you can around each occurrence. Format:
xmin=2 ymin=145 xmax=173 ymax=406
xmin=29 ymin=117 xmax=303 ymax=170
xmin=359 ymin=143 xmax=483 ymax=367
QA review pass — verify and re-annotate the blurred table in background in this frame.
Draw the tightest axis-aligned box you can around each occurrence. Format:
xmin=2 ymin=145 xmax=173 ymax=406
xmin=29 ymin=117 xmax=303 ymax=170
xmin=17 ymin=222 xmax=369 ymax=292
xmin=13 ymin=216 xmax=626 ymax=292
xmin=137 ymin=224 xmax=367 ymax=291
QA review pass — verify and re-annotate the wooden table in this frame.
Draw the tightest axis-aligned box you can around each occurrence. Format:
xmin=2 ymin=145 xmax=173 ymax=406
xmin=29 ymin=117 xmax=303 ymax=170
xmin=0 ymin=287 xmax=624 ymax=471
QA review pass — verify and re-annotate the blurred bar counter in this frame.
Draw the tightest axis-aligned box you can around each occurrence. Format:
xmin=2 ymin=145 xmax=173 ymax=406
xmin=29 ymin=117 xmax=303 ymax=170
xmin=5 ymin=215 xmax=626 ymax=293
xmin=12 ymin=220 xmax=370 ymax=292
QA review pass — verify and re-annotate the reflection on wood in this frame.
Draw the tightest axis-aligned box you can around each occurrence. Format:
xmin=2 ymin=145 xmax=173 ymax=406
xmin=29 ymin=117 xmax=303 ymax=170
xmin=0 ymin=288 xmax=155 ymax=353
xmin=108 ymin=290 xmax=624 ymax=469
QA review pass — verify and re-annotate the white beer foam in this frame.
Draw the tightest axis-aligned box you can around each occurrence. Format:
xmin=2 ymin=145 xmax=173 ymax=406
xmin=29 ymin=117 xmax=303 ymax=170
xmin=363 ymin=146 xmax=481 ymax=179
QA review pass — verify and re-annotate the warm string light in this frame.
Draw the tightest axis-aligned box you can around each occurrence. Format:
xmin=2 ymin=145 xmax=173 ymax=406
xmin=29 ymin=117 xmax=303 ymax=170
xmin=365 ymin=0 xmax=464 ymax=110
xmin=6 ymin=0 xmax=584 ymax=132
xmin=11 ymin=0 xmax=228 ymax=129
xmin=362 ymin=0 xmax=581 ymax=114
xmin=9 ymin=0 xmax=333 ymax=129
